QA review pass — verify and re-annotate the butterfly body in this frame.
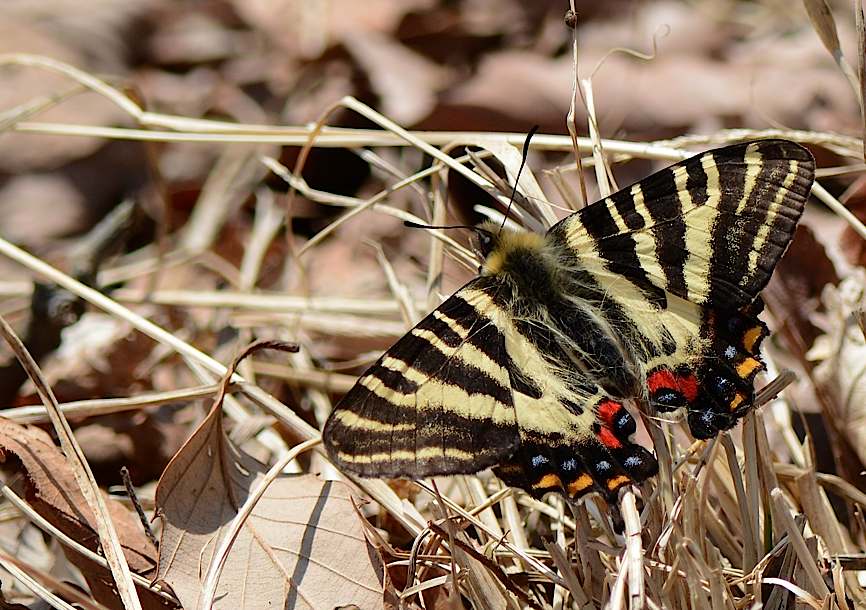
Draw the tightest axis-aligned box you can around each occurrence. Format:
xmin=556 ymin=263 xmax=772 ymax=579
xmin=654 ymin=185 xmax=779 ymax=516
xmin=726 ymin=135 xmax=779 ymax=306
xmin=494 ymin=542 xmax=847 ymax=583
xmin=323 ymin=139 xmax=815 ymax=502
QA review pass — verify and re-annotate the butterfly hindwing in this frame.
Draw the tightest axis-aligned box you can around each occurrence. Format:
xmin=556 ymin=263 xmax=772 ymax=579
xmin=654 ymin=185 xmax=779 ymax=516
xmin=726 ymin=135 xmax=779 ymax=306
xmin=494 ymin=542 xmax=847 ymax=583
xmin=494 ymin=386 xmax=659 ymax=502
xmin=323 ymin=278 xmax=520 ymax=478
xmin=468 ymin=279 xmax=661 ymax=500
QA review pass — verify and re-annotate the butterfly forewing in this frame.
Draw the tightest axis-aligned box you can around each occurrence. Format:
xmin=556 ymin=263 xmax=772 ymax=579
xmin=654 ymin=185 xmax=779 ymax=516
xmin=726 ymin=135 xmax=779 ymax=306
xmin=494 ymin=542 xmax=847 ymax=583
xmin=323 ymin=277 xmax=519 ymax=478
xmin=549 ymin=139 xmax=814 ymax=308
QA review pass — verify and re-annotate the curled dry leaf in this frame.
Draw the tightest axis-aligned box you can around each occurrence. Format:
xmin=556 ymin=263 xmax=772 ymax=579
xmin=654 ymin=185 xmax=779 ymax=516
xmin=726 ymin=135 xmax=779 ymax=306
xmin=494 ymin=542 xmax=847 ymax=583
xmin=0 ymin=418 xmax=170 ymax=608
xmin=154 ymin=358 xmax=384 ymax=609
xmin=807 ymin=270 xmax=866 ymax=467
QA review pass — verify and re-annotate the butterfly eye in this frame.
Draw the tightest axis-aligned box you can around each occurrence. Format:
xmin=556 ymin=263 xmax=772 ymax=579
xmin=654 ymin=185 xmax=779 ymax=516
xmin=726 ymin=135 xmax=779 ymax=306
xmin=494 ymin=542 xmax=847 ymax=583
xmin=476 ymin=230 xmax=495 ymax=256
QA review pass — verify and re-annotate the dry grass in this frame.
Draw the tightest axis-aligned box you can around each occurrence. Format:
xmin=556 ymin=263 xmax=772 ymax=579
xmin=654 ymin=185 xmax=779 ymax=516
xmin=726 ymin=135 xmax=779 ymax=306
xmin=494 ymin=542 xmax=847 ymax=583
xmin=1 ymin=16 xmax=866 ymax=607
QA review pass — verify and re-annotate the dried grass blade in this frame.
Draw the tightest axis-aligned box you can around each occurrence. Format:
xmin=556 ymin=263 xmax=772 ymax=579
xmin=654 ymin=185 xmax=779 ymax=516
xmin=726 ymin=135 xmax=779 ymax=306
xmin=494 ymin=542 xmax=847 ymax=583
xmin=1 ymin=383 xmax=224 ymax=424
xmin=0 ymin=316 xmax=143 ymax=610
xmin=180 ymin=146 xmax=268 ymax=253
xmin=581 ymin=78 xmax=612 ymax=198
xmin=769 ymin=489 xmax=830 ymax=600
xmin=543 ymin=538 xmax=595 ymax=610
xmin=761 ymin=577 xmax=824 ymax=610
xmin=621 ymin=489 xmax=646 ymax=610
xmin=0 ymin=548 xmax=85 ymax=610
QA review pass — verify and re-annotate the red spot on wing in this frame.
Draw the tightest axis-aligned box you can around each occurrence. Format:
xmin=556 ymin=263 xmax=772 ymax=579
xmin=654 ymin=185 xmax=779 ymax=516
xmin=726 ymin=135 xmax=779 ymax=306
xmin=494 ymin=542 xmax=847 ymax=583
xmin=677 ymin=373 xmax=699 ymax=402
xmin=597 ymin=399 xmax=622 ymax=427
xmin=647 ymin=368 xmax=699 ymax=402
xmin=598 ymin=427 xmax=622 ymax=449
xmin=647 ymin=369 xmax=676 ymax=393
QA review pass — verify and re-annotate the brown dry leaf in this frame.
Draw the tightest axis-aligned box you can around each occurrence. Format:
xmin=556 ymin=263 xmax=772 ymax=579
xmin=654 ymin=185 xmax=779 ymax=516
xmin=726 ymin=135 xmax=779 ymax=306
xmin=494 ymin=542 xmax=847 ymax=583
xmin=343 ymin=30 xmax=450 ymax=125
xmin=36 ymin=313 xmax=157 ymax=412
xmin=438 ymin=51 xmax=573 ymax=132
xmin=839 ymin=174 xmax=866 ymax=266
xmin=730 ymin=29 xmax=858 ymax=131
xmin=0 ymin=174 xmax=86 ymax=247
xmin=0 ymin=16 xmax=124 ymax=173
xmin=233 ymin=0 xmax=435 ymax=59
xmin=0 ymin=418 xmax=171 ymax=608
xmin=155 ymin=387 xmax=384 ymax=609
xmin=576 ymin=1 xmax=730 ymax=57
xmin=5 ymin=0 xmax=156 ymax=72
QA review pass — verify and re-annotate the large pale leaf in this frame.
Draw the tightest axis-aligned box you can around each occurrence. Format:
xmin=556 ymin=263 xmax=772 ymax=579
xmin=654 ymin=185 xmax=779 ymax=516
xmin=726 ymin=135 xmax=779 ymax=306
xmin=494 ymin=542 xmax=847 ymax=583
xmin=155 ymin=398 xmax=384 ymax=609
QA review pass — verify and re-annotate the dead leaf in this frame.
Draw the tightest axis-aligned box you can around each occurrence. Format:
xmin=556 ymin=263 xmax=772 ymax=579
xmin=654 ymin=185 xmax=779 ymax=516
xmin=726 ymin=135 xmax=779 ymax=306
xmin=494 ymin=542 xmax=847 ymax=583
xmin=0 ymin=174 xmax=86 ymax=246
xmin=0 ymin=417 xmax=173 ymax=609
xmin=437 ymin=51 xmax=573 ymax=133
xmin=155 ymin=370 xmax=384 ymax=609
xmin=343 ymin=30 xmax=450 ymax=125
xmin=5 ymin=0 xmax=156 ymax=72
xmin=233 ymin=0 xmax=435 ymax=59
xmin=807 ymin=270 xmax=866 ymax=468
xmin=0 ymin=16 xmax=124 ymax=173
xmin=838 ymin=173 xmax=866 ymax=266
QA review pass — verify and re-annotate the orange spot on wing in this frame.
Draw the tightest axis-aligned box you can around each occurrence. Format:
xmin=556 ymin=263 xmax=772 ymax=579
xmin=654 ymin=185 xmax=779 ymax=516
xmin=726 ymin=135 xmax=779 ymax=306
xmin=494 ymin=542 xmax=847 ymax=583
xmin=736 ymin=357 xmax=762 ymax=379
xmin=567 ymin=474 xmax=593 ymax=496
xmin=532 ymin=473 xmax=562 ymax=490
xmin=606 ymin=475 xmax=630 ymax=491
xmin=729 ymin=392 xmax=746 ymax=411
xmin=742 ymin=326 xmax=764 ymax=353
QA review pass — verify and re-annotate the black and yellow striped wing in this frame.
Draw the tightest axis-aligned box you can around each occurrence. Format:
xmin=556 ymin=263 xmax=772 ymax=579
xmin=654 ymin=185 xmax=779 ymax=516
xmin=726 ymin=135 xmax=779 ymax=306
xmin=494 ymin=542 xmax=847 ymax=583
xmin=323 ymin=278 xmax=520 ymax=478
xmin=547 ymin=139 xmax=814 ymax=439
xmin=548 ymin=139 xmax=813 ymax=309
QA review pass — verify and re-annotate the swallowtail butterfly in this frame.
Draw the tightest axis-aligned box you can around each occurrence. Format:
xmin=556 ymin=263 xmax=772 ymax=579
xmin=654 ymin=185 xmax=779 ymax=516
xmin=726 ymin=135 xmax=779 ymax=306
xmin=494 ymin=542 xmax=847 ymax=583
xmin=323 ymin=139 xmax=815 ymax=502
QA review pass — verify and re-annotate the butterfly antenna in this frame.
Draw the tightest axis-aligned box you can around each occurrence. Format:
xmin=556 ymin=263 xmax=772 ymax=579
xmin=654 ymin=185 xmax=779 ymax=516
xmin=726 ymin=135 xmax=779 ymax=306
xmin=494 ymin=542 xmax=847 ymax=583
xmin=499 ymin=125 xmax=540 ymax=234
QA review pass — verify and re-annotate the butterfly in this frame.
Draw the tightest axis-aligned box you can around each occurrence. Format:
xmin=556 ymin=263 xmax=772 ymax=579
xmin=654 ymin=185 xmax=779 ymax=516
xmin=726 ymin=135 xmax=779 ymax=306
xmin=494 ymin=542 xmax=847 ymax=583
xmin=323 ymin=139 xmax=815 ymax=503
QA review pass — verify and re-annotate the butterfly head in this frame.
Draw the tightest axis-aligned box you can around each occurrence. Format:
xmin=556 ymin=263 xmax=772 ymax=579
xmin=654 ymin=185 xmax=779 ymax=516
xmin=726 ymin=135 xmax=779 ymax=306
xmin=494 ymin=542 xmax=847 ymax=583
xmin=473 ymin=221 xmax=500 ymax=258
xmin=476 ymin=221 xmax=546 ymax=277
